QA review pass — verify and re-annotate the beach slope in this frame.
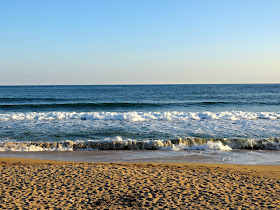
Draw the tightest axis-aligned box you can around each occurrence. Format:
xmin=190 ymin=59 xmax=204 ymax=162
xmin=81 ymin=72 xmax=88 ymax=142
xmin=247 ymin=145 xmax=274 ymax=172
xmin=0 ymin=158 xmax=279 ymax=209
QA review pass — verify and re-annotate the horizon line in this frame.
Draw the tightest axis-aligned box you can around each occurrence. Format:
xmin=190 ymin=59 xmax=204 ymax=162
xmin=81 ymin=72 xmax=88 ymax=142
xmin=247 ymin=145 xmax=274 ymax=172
xmin=0 ymin=82 xmax=280 ymax=87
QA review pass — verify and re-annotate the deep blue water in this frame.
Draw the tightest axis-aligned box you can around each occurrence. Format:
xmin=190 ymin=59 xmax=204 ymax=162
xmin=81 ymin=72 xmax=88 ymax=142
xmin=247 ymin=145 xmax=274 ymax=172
xmin=0 ymin=84 xmax=280 ymax=113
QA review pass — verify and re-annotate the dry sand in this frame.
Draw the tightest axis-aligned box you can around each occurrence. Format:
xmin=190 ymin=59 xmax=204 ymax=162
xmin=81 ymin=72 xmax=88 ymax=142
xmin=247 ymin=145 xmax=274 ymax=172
xmin=0 ymin=158 xmax=279 ymax=209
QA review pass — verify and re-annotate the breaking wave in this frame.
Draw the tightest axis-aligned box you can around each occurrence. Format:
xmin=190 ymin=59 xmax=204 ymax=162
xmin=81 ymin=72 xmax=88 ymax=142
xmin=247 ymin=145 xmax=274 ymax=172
xmin=1 ymin=111 xmax=280 ymax=121
xmin=0 ymin=137 xmax=279 ymax=152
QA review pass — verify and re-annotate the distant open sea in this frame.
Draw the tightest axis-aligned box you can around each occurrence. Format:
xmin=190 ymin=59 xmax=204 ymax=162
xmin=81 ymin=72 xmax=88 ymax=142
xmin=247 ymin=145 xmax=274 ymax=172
xmin=0 ymin=84 xmax=280 ymax=164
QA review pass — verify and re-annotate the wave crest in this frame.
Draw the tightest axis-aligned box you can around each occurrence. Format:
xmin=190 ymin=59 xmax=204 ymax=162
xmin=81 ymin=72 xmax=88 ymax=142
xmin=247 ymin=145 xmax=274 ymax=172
xmin=1 ymin=137 xmax=279 ymax=151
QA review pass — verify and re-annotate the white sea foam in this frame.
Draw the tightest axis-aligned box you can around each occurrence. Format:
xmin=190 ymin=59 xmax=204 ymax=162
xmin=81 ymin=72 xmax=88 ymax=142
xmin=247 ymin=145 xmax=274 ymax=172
xmin=1 ymin=111 xmax=280 ymax=121
xmin=0 ymin=142 xmax=73 ymax=152
xmin=163 ymin=141 xmax=232 ymax=151
xmin=1 ymin=112 xmax=280 ymax=148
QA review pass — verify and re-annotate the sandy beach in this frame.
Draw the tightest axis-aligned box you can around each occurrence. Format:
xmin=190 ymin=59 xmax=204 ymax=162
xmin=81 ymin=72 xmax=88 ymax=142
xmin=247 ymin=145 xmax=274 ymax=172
xmin=0 ymin=158 xmax=279 ymax=209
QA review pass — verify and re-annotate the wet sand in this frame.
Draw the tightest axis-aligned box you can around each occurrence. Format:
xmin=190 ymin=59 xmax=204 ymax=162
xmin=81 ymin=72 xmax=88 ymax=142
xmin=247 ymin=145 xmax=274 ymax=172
xmin=1 ymin=150 xmax=280 ymax=165
xmin=0 ymin=158 xmax=279 ymax=209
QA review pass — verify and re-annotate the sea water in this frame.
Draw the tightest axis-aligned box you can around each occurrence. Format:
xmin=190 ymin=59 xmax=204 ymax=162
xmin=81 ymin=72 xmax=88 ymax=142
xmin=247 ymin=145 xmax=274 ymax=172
xmin=0 ymin=84 xmax=279 ymax=164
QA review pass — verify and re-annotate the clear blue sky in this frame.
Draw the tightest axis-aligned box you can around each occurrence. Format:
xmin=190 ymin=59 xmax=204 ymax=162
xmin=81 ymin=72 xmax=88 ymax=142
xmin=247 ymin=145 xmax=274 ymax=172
xmin=0 ymin=0 xmax=279 ymax=85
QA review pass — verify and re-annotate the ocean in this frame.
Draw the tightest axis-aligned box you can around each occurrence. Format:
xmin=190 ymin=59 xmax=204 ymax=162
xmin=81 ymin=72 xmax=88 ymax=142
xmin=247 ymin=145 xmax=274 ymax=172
xmin=0 ymin=84 xmax=279 ymax=164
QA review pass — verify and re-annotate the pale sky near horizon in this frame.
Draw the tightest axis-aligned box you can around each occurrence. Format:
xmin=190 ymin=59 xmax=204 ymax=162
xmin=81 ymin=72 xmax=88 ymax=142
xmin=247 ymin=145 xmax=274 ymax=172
xmin=0 ymin=0 xmax=279 ymax=85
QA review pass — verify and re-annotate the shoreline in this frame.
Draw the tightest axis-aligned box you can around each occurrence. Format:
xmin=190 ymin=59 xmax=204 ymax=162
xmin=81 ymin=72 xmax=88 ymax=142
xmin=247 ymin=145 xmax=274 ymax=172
xmin=1 ymin=157 xmax=280 ymax=209
xmin=1 ymin=150 xmax=280 ymax=166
